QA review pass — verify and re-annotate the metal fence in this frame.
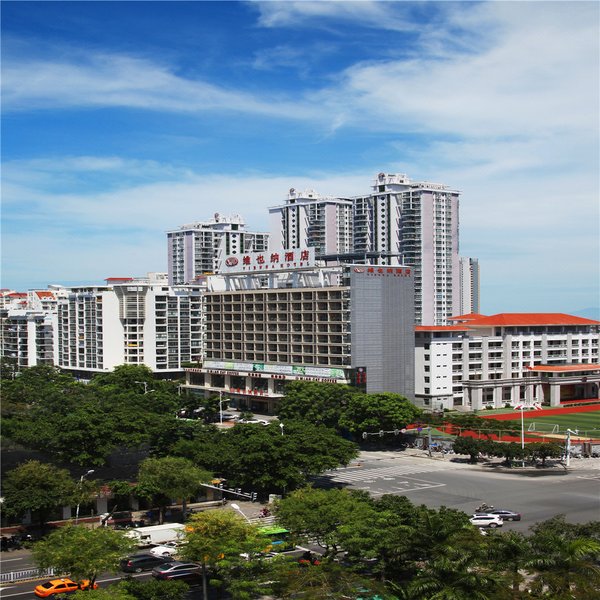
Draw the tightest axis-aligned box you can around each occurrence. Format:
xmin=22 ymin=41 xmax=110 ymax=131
xmin=0 ymin=567 xmax=55 ymax=583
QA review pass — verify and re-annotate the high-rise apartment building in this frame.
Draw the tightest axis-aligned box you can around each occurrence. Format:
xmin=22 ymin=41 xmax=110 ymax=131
xmin=268 ymin=188 xmax=353 ymax=256
xmin=459 ymin=257 xmax=480 ymax=315
xmin=0 ymin=290 xmax=63 ymax=370
xmin=354 ymin=173 xmax=460 ymax=326
xmin=56 ymin=274 xmax=205 ymax=378
xmin=167 ymin=214 xmax=269 ymax=285
xmin=268 ymin=173 xmax=463 ymax=326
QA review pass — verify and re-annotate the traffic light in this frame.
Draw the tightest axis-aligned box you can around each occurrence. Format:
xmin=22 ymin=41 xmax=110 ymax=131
xmin=353 ymin=367 xmax=367 ymax=388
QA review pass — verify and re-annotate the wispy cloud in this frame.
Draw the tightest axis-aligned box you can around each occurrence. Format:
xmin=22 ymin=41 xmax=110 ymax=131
xmin=252 ymin=0 xmax=417 ymax=32
xmin=1 ymin=44 xmax=318 ymax=120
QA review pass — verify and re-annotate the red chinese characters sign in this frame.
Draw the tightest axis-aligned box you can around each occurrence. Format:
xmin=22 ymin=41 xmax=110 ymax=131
xmin=222 ymin=248 xmax=315 ymax=273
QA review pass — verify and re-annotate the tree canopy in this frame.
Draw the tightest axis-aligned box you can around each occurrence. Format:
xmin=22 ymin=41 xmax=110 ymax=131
xmin=2 ymin=461 xmax=78 ymax=528
xmin=32 ymin=523 xmax=136 ymax=587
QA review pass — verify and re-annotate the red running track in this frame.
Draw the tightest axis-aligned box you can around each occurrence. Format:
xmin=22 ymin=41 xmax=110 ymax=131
xmin=480 ymin=404 xmax=600 ymax=421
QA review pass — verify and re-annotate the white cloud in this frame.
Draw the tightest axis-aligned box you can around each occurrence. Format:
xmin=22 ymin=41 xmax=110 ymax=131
xmin=252 ymin=0 xmax=417 ymax=32
xmin=1 ymin=48 xmax=319 ymax=120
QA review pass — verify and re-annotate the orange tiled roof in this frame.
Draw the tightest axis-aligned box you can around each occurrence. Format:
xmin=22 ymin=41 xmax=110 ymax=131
xmin=415 ymin=325 xmax=471 ymax=332
xmin=35 ymin=291 xmax=55 ymax=298
xmin=525 ymin=364 xmax=600 ymax=373
xmin=8 ymin=292 xmax=27 ymax=298
xmin=448 ymin=312 xmax=487 ymax=322
xmin=466 ymin=313 xmax=600 ymax=327
xmin=105 ymin=277 xmax=133 ymax=281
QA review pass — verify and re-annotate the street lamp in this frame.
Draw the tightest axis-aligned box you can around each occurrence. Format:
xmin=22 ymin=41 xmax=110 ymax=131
xmin=279 ymin=422 xmax=284 ymax=436
xmin=230 ymin=503 xmax=252 ymax=523
xmin=565 ymin=428 xmax=579 ymax=468
xmin=219 ymin=391 xmax=231 ymax=425
xmin=75 ymin=469 xmax=95 ymax=524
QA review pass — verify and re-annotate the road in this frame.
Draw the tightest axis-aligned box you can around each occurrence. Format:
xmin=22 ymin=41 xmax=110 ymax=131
xmin=1 ymin=450 xmax=598 ymax=597
xmin=311 ymin=449 xmax=600 ymax=532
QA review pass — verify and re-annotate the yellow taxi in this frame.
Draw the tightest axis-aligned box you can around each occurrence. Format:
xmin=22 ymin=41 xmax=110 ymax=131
xmin=34 ymin=577 xmax=97 ymax=597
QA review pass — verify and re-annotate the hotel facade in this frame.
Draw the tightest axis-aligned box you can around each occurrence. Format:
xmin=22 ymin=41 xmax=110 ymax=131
xmin=182 ymin=249 xmax=415 ymax=413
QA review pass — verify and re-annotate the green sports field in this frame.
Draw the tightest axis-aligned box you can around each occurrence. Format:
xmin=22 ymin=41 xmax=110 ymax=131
xmin=521 ymin=411 xmax=600 ymax=438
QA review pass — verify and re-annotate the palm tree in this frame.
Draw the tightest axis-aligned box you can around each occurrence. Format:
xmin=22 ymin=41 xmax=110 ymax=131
xmin=405 ymin=546 xmax=504 ymax=600
xmin=485 ymin=530 xmax=531 ymax=597
xmin=526 ymin=536 xmax=600 ymax=598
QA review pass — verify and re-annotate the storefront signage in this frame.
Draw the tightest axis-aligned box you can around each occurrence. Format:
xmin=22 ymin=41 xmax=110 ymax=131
xmin=203 ymin=360 xmax=346 ymax=380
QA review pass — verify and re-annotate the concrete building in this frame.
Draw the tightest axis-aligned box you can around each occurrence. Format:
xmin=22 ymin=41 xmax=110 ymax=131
xmin=0 ymin=290 xmax=61 ymax=370
xmin=353 ymin=173 xmax=461 ymax=326
xmin=56 ymin=274 xmax=205 ymax=378
xmin=414 ymin=313 xmax=600 ymax=411
xmin=183 ymin=250 xmax=415 ymax=413
xmin=270 ymin=173 xmax=463 ymax=326
xmin=459 ymin=257 xmax=480 ymax=315
xmin=268 ymin=188 xmax=353 ymax=256
xmin=167 ymin=214 xmax=269 ymax=285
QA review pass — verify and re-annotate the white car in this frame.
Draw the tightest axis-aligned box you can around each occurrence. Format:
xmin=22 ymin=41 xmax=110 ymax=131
xmin=237 ymin=418 xmax=269 ymax=425
xmin=149 ymin=543 xmax=179 ymax=558
xmin=469 ymin=514 xmax=503 ymax=528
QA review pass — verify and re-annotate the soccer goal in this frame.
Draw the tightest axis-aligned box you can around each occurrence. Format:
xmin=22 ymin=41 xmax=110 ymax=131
xmin=527 ymin=422 xmax=560 ymax=434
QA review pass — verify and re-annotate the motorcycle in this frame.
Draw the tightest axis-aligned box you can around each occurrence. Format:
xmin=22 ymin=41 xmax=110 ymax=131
xmin=476 ymin=503 xmax=494 ymax=512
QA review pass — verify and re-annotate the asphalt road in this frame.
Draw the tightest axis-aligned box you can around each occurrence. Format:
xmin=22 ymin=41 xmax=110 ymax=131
xmin=312 ymin=449 xmax=600 ymax=533
xmin=1 ymin=450 xmax=598 ymax=597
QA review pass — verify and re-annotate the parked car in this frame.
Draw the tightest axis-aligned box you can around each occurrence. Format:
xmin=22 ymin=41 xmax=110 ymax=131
xmin=120 ymin=553 xmax=170 ymax=573
xmin=151 ymin=561 xmax=202 ymax=583
xmin=34 ymin=578 xmax=97 ymax=597
xmin=149 ymin=543 xmax=179 ymax=558
xmin=484 ymin=509 xmax=521 ymax=521
xmin=237 ymin=418 xmax=269 ymax=425
xmin=469 ymin=514 xmax=503 ymax=528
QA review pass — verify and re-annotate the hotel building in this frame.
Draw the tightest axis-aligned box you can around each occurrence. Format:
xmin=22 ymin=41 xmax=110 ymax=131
xmin=183 ymin=249 xmax=415 ymax=413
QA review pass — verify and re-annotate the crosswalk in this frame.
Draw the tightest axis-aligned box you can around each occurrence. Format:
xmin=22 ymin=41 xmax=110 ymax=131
xmin=311 ymin=460 xmax=456 ymax=488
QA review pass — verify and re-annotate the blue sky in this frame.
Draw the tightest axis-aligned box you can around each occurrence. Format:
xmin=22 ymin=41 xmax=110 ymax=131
xmin=2 ymin=1 xmax=598 ymax=315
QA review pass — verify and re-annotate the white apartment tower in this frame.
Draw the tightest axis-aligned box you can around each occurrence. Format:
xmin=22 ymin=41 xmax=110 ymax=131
xmin=57 ymin=275 xmax=205 ymax=377
xmin=268 ymin=188 xmax=353 ymax=256
xmin=459 ymin=257 xmax=481 ymax=315
xmin=167 ymin=214 xmax=269 ymax=285
xmin=353 ymin=173 xmax=461 ymax=326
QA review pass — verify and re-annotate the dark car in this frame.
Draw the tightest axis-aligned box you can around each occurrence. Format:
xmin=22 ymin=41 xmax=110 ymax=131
xmin=120 ymin=553 xmax=170 ymax=573
xmin=486 ymin=509 xmax=522 ymax=521
xmin=151 ymin=561 xmax=202 ymax=583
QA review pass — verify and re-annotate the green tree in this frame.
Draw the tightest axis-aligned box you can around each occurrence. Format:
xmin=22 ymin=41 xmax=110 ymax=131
xmin=452 ymin=436 xmax=487 ymax=463
xmin=170 ymin=420 xmax=357 ymax=497
xmin=275 ymin=487 xmax=372 ymax=557
xmin=265 ymin=558 xmax=392 ymax=600
xmin=527 ymin=536 xmax=600 ymax=598
xmin=485 ymin=530 xmax=531 ymax=597
xmin=180 ymin=510 xmax=266 ymax=600
xmin=136 ymin=457 xmax=212 ymax=524
xmin=277 ymin=381 xmax=359 ymax=429
xmin=489 ymin=442 xmax=526 ymax=468
xmin=404 ymin=544 xmax=504 ymax=600
xmin=117 ymin=578 xmax=191 ymax=600
xmin=527 ymin=442 xmax=563 ymax=467
xmin=2 ymin=461 xmax=77 ymax=529
xmin=338 ymin=392 xmax=422 ymax=440
xmin=32 ymin=523 xmax=136 ymax=588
